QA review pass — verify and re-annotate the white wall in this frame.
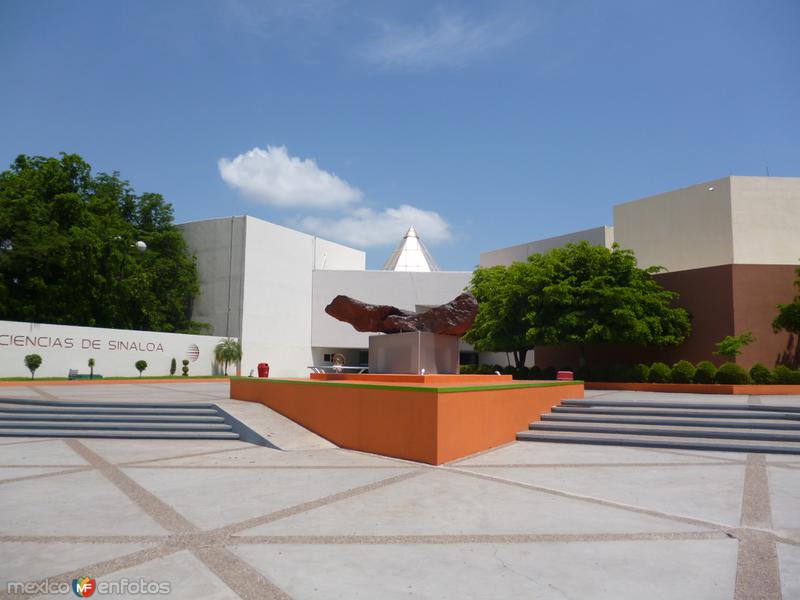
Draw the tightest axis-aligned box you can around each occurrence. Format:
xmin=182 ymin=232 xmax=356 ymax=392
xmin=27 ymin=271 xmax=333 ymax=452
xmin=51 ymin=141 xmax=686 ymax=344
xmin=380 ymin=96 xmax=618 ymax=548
xmin=480 ymin=226 xmax=613 ymax=267
xmin=178 ymin=217 xmax=246 ymax=338
xmin=314 ymin=237 xmax=366 ymax=270
xmin=613 ymin=177 xmax=735 ymax=272
xmin=311 ymin=270 xmax=473 ymax=349
xmin=238 ymin=217 xmax=315 ymax=378
xmin=730 ymin=176 xmax=800 ymax=265
xmin=0 ymin=320 xmax=227 ymax=378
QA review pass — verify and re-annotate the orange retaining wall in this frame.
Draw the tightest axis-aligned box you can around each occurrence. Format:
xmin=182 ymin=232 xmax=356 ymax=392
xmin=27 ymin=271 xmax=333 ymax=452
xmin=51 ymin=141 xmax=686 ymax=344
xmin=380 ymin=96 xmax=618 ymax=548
xmin=230 ymin=377 xmax=583 ymax=465
xmin=586 ymin=382 xmax=800 ymax=395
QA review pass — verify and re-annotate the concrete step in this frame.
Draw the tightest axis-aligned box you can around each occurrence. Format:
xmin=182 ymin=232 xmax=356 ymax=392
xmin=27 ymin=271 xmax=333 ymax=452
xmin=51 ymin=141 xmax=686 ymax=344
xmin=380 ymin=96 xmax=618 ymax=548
xmin=0 ymin=420 xmax=233 ymax=432
xmin=0 ymin=429 xmax=240 ymax=440
xmin=563 ymin=399 xmax=800 ymax=413
xmin=551 ymin=406 xmax=800 ymax=420
xmin=541 ymin=414 xmax=800 ymax=430
xmin=516 ymin=430 xmax=800 ymax=454
xmin=529 ymin=421 xmax=800 ymax=443
xmin=0 ymin=405 xmax=220 ymax=416
xmin=0 ymin=413 xmax=226 ymax=423
xmin=0 ymin=398 xmax=217 ymax=409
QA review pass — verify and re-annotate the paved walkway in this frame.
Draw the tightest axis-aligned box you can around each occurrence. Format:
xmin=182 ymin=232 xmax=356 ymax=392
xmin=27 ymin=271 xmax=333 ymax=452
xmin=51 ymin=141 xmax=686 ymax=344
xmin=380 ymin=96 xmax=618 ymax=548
xmin=0 ymin=383 xmax=798 ymax=599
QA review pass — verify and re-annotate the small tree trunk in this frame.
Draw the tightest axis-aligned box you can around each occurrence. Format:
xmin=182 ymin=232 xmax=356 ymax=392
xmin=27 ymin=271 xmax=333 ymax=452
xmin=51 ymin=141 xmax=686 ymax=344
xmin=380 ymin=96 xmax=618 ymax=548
xmin=513 ymin=349 xmax=528 ymax=369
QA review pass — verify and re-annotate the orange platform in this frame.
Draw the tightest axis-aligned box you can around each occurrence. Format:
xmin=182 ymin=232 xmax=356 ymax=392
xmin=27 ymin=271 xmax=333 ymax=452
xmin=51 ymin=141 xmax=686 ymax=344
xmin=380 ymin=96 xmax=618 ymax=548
xmin=230 ymin=375 xmax=583 ymax=465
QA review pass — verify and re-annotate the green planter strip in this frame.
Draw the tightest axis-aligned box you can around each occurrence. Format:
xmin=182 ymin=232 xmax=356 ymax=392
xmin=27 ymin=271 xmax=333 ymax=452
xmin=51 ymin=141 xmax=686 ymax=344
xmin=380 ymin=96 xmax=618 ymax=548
xmin=231 ymin=376 xmax=582 ymax=394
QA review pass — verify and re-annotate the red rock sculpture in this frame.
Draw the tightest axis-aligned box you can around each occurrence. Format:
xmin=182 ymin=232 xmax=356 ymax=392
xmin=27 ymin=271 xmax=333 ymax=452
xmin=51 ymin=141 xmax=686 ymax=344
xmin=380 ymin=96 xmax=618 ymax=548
xmin=324 ymin=293 xmax=478 ymax=336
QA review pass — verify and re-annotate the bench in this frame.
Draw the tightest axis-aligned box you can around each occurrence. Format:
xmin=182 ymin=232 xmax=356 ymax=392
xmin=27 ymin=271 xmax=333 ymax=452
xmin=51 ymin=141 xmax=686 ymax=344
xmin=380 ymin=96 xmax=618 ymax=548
xmin=68 ymin=369 xmax=103 ymax=380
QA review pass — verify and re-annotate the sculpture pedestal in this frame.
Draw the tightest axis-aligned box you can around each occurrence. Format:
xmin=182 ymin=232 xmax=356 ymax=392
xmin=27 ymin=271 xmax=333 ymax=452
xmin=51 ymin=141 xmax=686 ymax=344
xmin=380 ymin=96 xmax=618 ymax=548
xmin=368 ymin=331 xmax=459 ymax=375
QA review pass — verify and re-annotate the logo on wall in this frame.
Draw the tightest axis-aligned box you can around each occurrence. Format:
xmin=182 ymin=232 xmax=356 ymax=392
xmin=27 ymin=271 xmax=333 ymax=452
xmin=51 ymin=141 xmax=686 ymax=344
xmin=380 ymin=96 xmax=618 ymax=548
xmin=186 ymin=344 xmax=200 ymax=362
xmin=72 ymin=576 xmax=96 ymax=597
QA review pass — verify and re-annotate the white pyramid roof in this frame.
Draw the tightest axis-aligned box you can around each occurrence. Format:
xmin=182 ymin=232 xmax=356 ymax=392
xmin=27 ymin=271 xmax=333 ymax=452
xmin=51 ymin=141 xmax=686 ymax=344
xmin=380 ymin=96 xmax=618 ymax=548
xmin=382 ymin=226 xmax=440 ymax=272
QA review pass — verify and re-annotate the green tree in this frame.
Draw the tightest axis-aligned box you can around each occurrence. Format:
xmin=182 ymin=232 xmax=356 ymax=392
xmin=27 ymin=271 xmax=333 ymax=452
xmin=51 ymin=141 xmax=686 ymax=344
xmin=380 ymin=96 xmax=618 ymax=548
xmin=88 ymin=357 xmax=95 ymax=379
xmin=465 ymin=242 xmax=691 ymax=367
xmin=182 ymin=359 xmax=189 ymax=376
xmin=24 ymin=354 xmax=42 ymax=379
xmin=713 ymin=331 xmax=756 ymax=360
xmin=170 ymin=357 xmax=177 ymax=376
xmin=0 ymin=153 xmax=206 ymax=333
xmin=135 ymin=360 xmax=147 ymax=377
xmin=774 ymin=263 xmax=800 ymax=336
xmin=214 ymin=338 xmax=242 ymax=375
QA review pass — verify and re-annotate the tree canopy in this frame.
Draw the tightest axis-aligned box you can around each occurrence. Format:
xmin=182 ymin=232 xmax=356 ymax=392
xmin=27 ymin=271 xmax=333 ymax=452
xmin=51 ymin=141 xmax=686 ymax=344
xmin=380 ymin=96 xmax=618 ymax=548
xmin=773 ymin=263 xmax=800 ymax=335
xmin=0 ymin=153 xmax=206 ymax=333
xmin=465 ymin=241 xmax=691 ymax=367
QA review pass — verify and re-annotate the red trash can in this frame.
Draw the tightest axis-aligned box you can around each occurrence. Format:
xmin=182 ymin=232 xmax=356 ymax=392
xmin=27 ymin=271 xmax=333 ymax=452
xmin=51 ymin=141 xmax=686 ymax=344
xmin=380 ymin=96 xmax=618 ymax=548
xmin=257 ymin=363 xmax=270 ymax=378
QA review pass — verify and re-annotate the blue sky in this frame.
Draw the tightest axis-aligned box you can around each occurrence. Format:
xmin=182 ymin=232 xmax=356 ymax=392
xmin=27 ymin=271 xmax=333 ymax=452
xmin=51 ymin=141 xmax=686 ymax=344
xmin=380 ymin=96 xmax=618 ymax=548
xmin=1 ymin=0 xmax=798 ymax=270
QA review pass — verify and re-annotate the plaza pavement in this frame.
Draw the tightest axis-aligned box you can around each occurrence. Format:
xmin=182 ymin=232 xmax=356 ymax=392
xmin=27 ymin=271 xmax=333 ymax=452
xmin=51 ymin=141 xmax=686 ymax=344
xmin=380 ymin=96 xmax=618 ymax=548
xmin=0 ymin=382 xmax=798 ymax=599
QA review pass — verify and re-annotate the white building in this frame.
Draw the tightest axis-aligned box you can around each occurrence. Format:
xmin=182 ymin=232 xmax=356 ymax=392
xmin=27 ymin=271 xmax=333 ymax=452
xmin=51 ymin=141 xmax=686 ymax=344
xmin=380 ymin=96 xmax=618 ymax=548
xmin=178 ymin=217 xmax=473 ymax=377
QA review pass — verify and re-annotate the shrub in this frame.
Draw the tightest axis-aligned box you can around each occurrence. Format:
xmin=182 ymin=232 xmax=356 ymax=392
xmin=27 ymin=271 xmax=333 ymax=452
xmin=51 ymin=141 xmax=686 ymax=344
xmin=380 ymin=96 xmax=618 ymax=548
xmin=182 ymin=359 xmax=189 ymax=377
xmin=715 ymin=362 xmax=750 ymax=384
xmin=648 ymin=362 xmax=671 ymax=383
xmin=476 ymin=364 xmax=495 ymax=375
xmin=459 ymin=364 xmax=476 ymax=374
xmin=24 ymin=354 xmax=42 ymax=379
xmin=170 ymin=357 xmax=177 ymax=376
xmin=135 ymin=360 xmax=148 ymax=377
xmin=694 ymin=361 xmax=717 ymax=384
xmin=528 ymin=366 xmax=543 ymax=380
xmin=670 ymin=360 xmax=696 ymax=384
xmin=773 ymin=365 xmax=800 ymax=385
xmin=632 ymin=363 xmax=650 ymax=383
xmin=749 ymin=363 xmax=773 ymax=384
xmin=541 ymin=366 xmax=557 ymax=380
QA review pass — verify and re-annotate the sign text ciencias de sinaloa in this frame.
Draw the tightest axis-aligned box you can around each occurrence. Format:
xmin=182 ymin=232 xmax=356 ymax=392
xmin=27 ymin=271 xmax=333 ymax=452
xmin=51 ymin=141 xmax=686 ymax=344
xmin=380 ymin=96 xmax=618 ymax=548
xmin=0 ymin=334 xmax=165 ymax=353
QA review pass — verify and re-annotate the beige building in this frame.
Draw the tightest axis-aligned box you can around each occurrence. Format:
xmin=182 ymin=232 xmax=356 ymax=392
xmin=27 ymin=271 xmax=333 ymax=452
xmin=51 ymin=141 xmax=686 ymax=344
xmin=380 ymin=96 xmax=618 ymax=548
xmin=480 ymin=176 xmax=800 ymax=368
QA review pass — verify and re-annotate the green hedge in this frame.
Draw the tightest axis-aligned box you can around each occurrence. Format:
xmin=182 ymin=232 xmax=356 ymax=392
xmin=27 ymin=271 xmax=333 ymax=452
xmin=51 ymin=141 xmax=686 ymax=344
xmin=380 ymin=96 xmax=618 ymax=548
xmin=460 ymin=361 xmax=800 ymax=384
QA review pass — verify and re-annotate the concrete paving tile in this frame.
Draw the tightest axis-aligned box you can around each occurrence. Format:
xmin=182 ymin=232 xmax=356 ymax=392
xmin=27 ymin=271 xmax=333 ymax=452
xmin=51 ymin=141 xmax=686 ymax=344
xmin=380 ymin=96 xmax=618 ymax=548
xmin=123 ymin=466 xmax=416 ymax=530
xmin=244 ymin=469 xmax=704 ymax=537
xmin=0 ymin=470 xmax=167 ymax=536
xmin=0 ymin=541 xmax=150 ymax=589
xmin=455 ymin=441 xmax=738 ymax=466
xmin=142 ymin=447 xmax=410 ymax=468
xmin=0 ymin=437 xmax=56 ymax=446
xmin=0 ymin=466 xmax=82 ymax=482
xmin=232 ymin=538 xmax=738 ymax=600
xmin=80 ymin=439 xmax=253 ymax=465
xmin=0 ymin=389 xmax=42 ymax=399
xmin=90 ymin=549 xmax=238 ymax=600
xmin=767 ymin=466 xmax=800 ymax=530
xmin=458 ymin=464 xmax=745 ymax=526
xmin=0 ymin=439 xmax=88 ymax=466
xmin=777 ymin=542 xmax=800 ymax=600
xmin=215 ymin=398 xmax=336 ymax=451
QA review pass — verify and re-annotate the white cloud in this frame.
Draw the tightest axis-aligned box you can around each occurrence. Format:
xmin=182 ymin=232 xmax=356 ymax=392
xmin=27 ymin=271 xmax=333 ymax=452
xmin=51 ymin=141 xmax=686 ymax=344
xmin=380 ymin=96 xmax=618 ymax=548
xmin=360 ymin=10 xmax=529 ymax=70
xmin=298 ymin=204 xmax=452 ymax=247
xmin=218 ymin=145 xmax=362 ymax=209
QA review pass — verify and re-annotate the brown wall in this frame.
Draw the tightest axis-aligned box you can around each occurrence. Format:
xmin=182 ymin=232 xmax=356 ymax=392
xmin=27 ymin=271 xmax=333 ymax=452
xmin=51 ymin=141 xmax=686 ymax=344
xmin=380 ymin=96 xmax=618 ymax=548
xmin=533 ymin=263 xmax=798 ymax=370
xmin=733 ymin=265 xmax=799 ymax=368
